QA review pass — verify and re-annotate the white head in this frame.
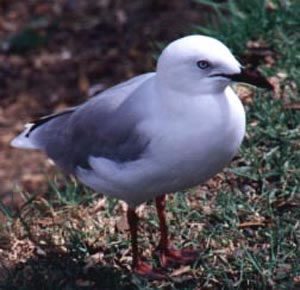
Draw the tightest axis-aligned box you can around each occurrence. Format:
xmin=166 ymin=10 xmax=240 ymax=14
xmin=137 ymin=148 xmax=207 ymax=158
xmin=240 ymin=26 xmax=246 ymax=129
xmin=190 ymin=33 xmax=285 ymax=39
xmin=156 ymin=35 xmax=242 ymax=95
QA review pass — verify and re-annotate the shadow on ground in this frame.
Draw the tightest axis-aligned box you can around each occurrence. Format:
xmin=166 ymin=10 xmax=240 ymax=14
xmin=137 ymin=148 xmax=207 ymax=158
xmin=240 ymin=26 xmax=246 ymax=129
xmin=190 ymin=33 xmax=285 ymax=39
xmin=1 ymin=251 xmax=137 ymax=290
xmin=0 ymin=248 xmax=200 ymax=290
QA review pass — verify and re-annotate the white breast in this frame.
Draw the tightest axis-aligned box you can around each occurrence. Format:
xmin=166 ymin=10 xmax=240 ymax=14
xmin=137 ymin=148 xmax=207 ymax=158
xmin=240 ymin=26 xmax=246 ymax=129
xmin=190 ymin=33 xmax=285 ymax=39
xmin=141 ymin=86 xmax=245 ymax=188
xmin=76 ymin=86 xmax=245 ymax=206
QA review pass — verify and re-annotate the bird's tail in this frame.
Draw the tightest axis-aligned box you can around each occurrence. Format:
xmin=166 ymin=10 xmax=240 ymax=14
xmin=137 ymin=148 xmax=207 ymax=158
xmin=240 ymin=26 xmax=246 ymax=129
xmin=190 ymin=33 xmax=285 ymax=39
xmin=10 ymin=123 xmax=40 ymax=149
xmin=10 ymin=108 xmax=76 ymax=150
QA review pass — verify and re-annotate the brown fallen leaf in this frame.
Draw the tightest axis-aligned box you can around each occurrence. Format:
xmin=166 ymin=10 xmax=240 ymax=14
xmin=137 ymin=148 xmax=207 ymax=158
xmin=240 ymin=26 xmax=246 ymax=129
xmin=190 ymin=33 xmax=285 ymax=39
xmin=264 ymin=55 xmax=276 ymax=67
xmin=21 ymin=173 xmax=48 ymax=193
xmin=247 ymin=39 xmax=268 ymax=49
xmin=170 ymin=265 xmax=191 ymax=277
xmin=238 ymin=221 xmax=265 ymax=228
xmin=268 ymin=76 xmax=282 ymax=99
xmin=78 ymin=68 xmax=90 ymax=94
xmin=244 ymin=40 xmax=276 ymax=68
xmin=294 ymin=275 xmax=300 ymax=284
xmin=75 ymin=279 xmax=95 ymax=287
xmin=266 ymin=0 xmax=278 ymax=11
xmin=84 ymin=252 xmax=104 ymax=272
xmin=90 ymin=197 xmax=107 ymax=214
xmin=115 ymin=214 xmax=129 ymax=232
xmin=273 ymin=200 xmax=299 ymax=210
xmin=284 ymin=102 xmax=300 ymax=110
xmin=235 ymin=84 xmax=254 ymax=104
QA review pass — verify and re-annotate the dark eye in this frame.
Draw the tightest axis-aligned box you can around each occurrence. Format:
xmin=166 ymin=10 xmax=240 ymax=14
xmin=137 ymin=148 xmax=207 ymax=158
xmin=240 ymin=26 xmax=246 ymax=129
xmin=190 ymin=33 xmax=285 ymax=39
xmin=197 ymin=60 xmax=210 ymax=69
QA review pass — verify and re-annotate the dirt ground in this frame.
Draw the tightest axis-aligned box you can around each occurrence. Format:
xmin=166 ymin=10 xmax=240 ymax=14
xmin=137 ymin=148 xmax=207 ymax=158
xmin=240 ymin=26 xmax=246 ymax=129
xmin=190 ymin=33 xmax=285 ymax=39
xmin=0 ymin=0 xmax=209 ymax=212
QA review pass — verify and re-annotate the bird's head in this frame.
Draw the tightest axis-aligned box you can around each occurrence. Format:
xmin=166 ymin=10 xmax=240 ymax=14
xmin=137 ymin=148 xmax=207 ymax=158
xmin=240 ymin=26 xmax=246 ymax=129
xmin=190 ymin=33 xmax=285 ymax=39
xmin=156 ymin=35 xmax=272 ymax=95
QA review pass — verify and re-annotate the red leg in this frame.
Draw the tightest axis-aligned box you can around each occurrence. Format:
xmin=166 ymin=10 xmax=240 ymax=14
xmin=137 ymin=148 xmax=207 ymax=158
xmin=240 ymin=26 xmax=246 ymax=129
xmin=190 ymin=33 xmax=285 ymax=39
xmin=155 ymin=194 xmax=199 ymax=267
xmin=127 ymin=208 xmax=139 ymax=268
xmin=156 ymin=195 xmax=169 ymax=250
xmin=127 ymin=207 xmax=165 ymax=279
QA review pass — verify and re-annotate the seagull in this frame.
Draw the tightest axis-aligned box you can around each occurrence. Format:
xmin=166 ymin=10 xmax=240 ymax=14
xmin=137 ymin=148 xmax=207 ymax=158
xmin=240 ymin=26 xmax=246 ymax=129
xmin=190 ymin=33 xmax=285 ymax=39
xmin=11 ymin=35 xmax=271 ymax=278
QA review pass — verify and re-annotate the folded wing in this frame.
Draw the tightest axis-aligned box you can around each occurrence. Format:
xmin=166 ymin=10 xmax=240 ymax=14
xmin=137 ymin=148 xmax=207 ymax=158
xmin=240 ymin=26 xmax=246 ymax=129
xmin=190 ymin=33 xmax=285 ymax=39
xmin=11 ymin=73 xmax=155 ymax=173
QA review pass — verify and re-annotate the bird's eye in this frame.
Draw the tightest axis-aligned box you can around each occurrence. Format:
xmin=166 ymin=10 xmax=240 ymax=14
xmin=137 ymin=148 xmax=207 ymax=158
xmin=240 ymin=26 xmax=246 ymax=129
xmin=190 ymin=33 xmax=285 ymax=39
xmin=197 ymin=60 xmax=210 ymax=69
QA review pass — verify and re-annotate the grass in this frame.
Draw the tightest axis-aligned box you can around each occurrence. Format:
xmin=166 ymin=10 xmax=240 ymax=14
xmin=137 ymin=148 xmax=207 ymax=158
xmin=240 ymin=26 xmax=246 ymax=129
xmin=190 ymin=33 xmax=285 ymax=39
xmin=0 ymin=0 xmax=299 ymax=289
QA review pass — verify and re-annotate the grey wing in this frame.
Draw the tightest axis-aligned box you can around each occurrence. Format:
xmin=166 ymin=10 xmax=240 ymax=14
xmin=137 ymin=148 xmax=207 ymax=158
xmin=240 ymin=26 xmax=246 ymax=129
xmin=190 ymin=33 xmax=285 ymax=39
xmin=60 ymin=99 xmax=151 ymax=172
xmin=90 ymin=72 xmax=155 ymax=102
xmin=17 ymin=73 xmax=154 ymax=173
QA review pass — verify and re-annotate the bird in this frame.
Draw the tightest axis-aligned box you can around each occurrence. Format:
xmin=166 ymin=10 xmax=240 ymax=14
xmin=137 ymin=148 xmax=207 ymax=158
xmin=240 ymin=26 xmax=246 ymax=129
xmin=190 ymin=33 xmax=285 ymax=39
xmin=11 ymin=35 xmax=271 ymax=278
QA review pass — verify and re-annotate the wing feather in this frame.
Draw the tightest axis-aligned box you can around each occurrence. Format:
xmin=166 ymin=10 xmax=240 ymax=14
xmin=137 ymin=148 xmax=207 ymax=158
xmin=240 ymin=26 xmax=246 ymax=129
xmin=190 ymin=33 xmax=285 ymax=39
xmin=11 ymin=73 xmax=155 ymax=173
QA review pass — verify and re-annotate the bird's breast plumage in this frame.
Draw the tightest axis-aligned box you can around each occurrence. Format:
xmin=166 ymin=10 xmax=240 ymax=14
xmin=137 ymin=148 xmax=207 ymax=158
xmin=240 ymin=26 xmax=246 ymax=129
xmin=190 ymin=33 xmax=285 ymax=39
xmin=143 ymin=86 xmax=245 ymax=188
xmin=76 ymin=85 xmax=245 ymax=206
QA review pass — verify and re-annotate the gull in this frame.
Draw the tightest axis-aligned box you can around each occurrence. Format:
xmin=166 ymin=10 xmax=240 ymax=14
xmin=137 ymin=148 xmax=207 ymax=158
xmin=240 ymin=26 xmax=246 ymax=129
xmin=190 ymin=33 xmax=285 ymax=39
xmin=11 ymin=35 xmax=271 ymax=278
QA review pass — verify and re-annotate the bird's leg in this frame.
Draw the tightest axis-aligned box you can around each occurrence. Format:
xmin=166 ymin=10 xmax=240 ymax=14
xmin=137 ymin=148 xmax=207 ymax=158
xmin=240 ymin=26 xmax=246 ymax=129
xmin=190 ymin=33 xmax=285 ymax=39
xmin=155 ymin=194 xmax=199 ymax=267
xmin=127 ymin=208 xmax=140 ymax=268
xmin=156 ymin=194 xmax=169 ymax=250
xmin=127 ymin=207 xmax=165 ymax=279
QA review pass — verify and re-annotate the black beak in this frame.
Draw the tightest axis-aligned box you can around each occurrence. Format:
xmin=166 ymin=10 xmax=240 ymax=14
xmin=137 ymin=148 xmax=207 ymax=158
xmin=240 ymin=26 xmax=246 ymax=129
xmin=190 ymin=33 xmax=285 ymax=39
xmin=228 ymin=67 xmax=273 ymax=90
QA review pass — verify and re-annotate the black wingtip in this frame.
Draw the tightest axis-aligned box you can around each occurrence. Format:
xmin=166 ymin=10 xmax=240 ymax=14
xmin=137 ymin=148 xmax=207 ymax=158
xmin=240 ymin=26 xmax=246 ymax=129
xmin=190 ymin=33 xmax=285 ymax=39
xmin=25 ymin=109 xmax=75 ymax=137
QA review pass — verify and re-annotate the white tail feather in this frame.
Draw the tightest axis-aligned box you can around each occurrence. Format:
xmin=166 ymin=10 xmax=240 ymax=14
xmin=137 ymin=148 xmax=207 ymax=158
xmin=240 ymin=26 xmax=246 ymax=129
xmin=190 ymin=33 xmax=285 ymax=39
xmin=10 ymin=123 xmax=39 ymax=149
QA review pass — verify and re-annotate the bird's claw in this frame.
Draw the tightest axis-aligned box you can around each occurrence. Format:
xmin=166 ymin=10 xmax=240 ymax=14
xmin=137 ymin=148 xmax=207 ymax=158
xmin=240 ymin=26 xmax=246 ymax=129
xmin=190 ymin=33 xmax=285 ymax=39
xmin=157 ymin=247 xmax=199 ymax=268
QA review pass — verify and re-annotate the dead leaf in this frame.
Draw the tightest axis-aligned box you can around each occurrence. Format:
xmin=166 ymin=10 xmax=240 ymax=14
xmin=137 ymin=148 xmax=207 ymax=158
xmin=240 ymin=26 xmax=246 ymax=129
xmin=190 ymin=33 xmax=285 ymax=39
xmin=136 ymin=203 xmax=146 ymax=216
xmin=264 ymin=55 xmax=276 ymax=67
xmin=284 ymin=102 xmax=300 ymax=110
xmin=170 ymin=265 xmax=191 ymax=277
xmin=266 ymin=0 xmax=278 ymax=11
xmin=84 ymin=252 xmax=104 ymax=272
xmin=294 ymin=276 xmax=300 ymax=284
xmin=238 ymin=221 xmax=266 ymax=228
xmin=75 ymin=279 xmax=95 ymax=287
xmin=115 ymin=214 xmax=129 ymax=232
xmin=273 ymin=199 xmax=299 ymax=210
xmin=247 ymin=40 xmax=268 ymax=49
xmin=90 ymin=197 xmax=107 ymax=214
xmin=201 ymin=205 xmax=213 ymax=215
xmin=235 ymin=84 xmax=254 ymax=104
xmin=21 ymin=173 xmax=48 ymax=193
xmin=244 ymin=40 xmax=276 ymax=68
xmin=119 ymin=200 xmax=128 ymax=212
xmin=268 ymin=76 xmax=282 ymax=99
xmin=78 ymin=68 xmax=90 ymax=94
